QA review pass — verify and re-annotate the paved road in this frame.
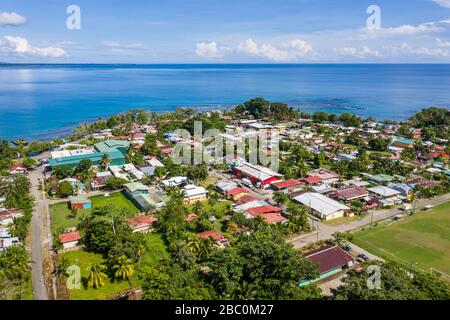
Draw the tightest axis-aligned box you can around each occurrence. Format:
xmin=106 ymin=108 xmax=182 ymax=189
xmin=29 ymin=165 xmax=49 ymax=300
xmin=289 ymin=193 xmax=450 ymax=249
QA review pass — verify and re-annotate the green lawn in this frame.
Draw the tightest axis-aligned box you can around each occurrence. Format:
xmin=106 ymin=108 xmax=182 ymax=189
xmin=50 ymin=192 xmax=139 ymax=233
xmin=61 ymin=250 xmax=133 ymax=300
xmin=61 ymin=233 xmax=168 ymax=300
xmin=140 ymin=233 xmax=169 ymax=266
xmin=353 ymin=201 xmax=450 ymax=276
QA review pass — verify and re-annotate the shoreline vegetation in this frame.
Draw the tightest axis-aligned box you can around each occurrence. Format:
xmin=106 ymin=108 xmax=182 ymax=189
xmin=1 ymin=97 xmax=449 ymax=300
xmin=2 ymin=101 xmax=449 ymax=148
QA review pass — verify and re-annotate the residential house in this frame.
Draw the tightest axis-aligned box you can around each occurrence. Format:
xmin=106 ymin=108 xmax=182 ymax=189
xmin=69 ymin=195 xmax=92 ymax=210
xmin=367 ymin=186 xmax=403 ymax=206
xmin=271 ymin=179 xmax=303 ymax=192
xmin=59 ymin=231 xmax=81 ymax=251
xmin=0 ymin=227 xmax=20 ymax=251
xmin=334 ymin=186 xmax=369 ymax=203
xmin=198 ymin=230 xmax=229 ymax=246
xmin=182 ymin=184 xmax=208 ymax=204
xmin=299 ymin=244 xmax=354 ymax=285
xmin=126 ymin=214 xmax=157 ymax=233
xmin=233 ymin=161 xmax=283 ymax=189
xmin=0 ymin=209 xmax=24 ymax=226
xmin=293 ymin=192 xmax=351 ymax=221
xmin=9 ymin=163 xmax=28 ymax=175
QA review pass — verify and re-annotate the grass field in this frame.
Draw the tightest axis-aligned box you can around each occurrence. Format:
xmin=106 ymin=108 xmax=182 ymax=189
xmin=61 ymin=250 xmax=133 ymax=300
xmin=353 ymin=201 xmax=450 ymax=276
xmin=50 ymin=192 xmax=139 ymax=233
xmin=62 ymin=233 xmax=168 ymax=300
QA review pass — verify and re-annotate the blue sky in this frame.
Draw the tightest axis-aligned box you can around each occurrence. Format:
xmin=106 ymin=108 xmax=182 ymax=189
xmin=0 ymin=0 xmax=450 ymax=62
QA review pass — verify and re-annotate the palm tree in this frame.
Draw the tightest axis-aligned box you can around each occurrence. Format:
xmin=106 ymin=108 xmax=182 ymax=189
xmin=86 ymin=263 xmax=107 ymax=289
xmin=193 ymin=201 xmax=203 ymax=215
xmin=207 ymin=192 xmax=219 ymax=207
xmin=197 ymin=237 xmax=214 ymax=260
xmin=100 ymin=153 xmax=110 ymax=170
xmin=137 ymin=245 xmax=146 ymax=269
xmin=113 ymin=255 xmax=135 ymax=286
xmin=55 ymin=256 xmax=71 ymax=277
xmin=186 ymin=234 xmax=202 ymax=254
xmin=232 ymin=281 xmax=257 ymax=300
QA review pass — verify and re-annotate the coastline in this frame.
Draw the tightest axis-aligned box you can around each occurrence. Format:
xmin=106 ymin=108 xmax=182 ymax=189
xmin=2 ymin=103 xmax=439 ymax=143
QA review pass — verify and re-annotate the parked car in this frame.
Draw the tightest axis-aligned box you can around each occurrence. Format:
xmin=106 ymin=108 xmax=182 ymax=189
xmin=241 ymin=178 xmax=254 ymax=189
xmin=357 ymin=254 xmax=369 ymax=261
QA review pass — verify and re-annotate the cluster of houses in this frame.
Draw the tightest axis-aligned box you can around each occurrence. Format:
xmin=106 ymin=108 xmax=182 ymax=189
xmin=0 ymin=208 xmax=23 ymax=251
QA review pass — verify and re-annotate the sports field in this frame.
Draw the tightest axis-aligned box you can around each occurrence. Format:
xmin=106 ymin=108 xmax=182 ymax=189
xmin=353 ymin=201 xmax=450 ymax=277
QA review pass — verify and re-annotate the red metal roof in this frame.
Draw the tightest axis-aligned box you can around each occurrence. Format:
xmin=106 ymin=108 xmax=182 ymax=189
xmin=262 ymin=212 xmax=287 ymax=224
xmin=236 ymin=194 xmax=260 ymax=204
xmin=271 ymin=179 xmax=302 ymax=189
xmin=126 ymin=214 xmax=157 ymax=228
xmin=304 ymin=244 xmax=354 ymax=275
xmin=304 ymin=176 xmax=323 ymax=184
xmin=247 ymin=205 xmax=282 ymax=215
xmin=185 ymin=213 xmax=199 ymax=222
xmin=227 ymin=187 xmax=249 ymax=197
xmin=335 ymin=186 xmax=369 ymax=200
xmin=198 ymin=230 xmax=224 ymax=241
xmin=59 ymin=231 xmax=81 ymax=244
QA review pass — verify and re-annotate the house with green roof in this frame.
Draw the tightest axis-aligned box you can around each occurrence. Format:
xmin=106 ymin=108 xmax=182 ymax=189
xmin=49 ymin=139 xmax=129 ymax=168
xmin=124 ymin=182 xmax=149 ymax=197
xmin=391 ymin=138 xmax=414 ymax=149
xmin=94 ymin=140 xmax=131 ymax=153
xmin=124 ymin=183 xmax=169 ymax=211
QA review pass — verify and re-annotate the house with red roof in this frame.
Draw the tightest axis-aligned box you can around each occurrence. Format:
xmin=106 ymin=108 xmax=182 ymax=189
xmin=185 ymin=213 xmax=199 ymax=222
xmin=260 ymin=212 xmax=288 ymax=225
xmin=59 ymin=231 xmax=81 ymax=251
xmin=334 ymin=186 xmax=369 ymax=203
xmin=197 ymin=230 xmax=229 ymax=246
xmin=235 ymin=194 xmax=260 ymax=204
xmin=271 ymin=179 xmax=303 ymax=192
xmin=247 ymin=205 xmax=282 ymax=216
xmin=233 ymin=161 xmax=282 ymax=189
xmin=300 ymin=244 xmax=354 ymax=285
xmin=126 ymin=214 xmax=157 ymax=233
xmin=303 ymin=176 xmax=323 ymax=185
xmin=309 ymin=170 xmax=339 ymax=184
xmin=226 ymin=187 xmax=250 ymax=200
xmin=9 ymin=163 xmax=28 ymax=175
xmin=0 ymin=209 xmax=24 ymax=226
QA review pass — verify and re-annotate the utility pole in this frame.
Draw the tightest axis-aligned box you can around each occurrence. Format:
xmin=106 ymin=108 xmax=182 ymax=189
xmin=370 ymin=208 xmax=374 ymax=229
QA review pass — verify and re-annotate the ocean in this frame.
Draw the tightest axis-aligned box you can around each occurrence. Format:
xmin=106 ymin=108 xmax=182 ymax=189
xmin=0 ymin=64 xmax=449 ymax=141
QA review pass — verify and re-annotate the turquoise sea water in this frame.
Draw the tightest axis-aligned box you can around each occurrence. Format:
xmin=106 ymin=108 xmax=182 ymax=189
xmin=0 ymin=64 xmax=449 ymax=140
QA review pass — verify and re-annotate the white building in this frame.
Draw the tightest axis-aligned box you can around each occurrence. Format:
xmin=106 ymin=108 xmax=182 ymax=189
xmin=293 ymin=192 xmax=351 ymax=220
xmin=182 ymin=184 xmax=208 ymax=204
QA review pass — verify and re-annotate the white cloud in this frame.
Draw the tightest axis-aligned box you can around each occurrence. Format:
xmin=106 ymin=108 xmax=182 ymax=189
xmin=102 ymin=41 xmax=144 ymax=50
xmin=437 ymin=38 xmax=450 ymax=47
xmin=0 ymin=12 xmax=27 ymax=26
xmin=433 ymin=0 xmax=450 ymax=8
xmin=359 ymin=20 xmax=450 ymax=39
xmin=0 ymin=36 xmax=67 ymax=58
xmin=335 ymin=46 xmax=382 ymax=59
xmin=396 ymin=42 xmax=450 ymax=57
xmin=195 ymin=41 xmax=225 ymax=58
xmin=238 ymin=38 xmax=313 ymax=61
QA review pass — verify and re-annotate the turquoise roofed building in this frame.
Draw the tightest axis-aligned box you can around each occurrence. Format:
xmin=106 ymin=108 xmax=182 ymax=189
xmin=49 ymin=139 xmax=130 ymax=168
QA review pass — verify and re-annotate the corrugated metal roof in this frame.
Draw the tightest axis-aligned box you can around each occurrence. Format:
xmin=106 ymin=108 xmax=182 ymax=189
xmin=304 ymin=244 xmax=353 ymax=275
